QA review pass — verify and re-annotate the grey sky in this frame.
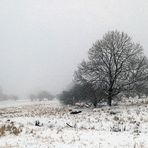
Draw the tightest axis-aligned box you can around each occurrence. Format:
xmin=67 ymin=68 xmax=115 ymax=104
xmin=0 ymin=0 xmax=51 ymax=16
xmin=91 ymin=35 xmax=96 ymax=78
xmin=0 ymin=0 xmax=148 ymax=97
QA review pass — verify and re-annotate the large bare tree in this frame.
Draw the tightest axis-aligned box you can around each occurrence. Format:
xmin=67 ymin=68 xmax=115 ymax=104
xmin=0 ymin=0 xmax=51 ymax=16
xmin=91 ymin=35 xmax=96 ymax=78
xmin=75 ymin=31 xmax=148 ymax=106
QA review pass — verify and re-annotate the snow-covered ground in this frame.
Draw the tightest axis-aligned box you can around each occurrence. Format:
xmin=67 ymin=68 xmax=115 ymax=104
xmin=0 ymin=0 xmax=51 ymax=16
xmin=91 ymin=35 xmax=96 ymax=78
xmin=0 ymin=98 xmax=148 ymax=148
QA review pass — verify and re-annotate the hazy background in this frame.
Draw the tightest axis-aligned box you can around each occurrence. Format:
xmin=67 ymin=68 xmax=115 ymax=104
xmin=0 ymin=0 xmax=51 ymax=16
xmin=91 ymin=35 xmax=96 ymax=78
xmin=0 ymin=0 xmax=147 ymax=97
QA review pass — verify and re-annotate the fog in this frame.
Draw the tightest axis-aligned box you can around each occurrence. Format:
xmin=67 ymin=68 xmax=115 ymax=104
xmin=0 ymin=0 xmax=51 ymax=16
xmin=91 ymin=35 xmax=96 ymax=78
xmin=0 ymin=0 xmax=147 ymax=97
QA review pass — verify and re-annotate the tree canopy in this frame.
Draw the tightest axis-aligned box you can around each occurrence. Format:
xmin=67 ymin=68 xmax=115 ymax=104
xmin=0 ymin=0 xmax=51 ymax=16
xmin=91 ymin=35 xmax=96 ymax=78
xmin=75 ymin=31 xmax=148 ymax=106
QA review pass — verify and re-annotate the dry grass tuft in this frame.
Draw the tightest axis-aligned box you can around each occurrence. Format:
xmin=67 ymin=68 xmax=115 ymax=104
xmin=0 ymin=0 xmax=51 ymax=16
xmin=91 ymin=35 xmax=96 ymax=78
xmin=0 ymin=125 xmax=5 ymax=136
xmin=0 ymin=122 xmax=22 ymax=137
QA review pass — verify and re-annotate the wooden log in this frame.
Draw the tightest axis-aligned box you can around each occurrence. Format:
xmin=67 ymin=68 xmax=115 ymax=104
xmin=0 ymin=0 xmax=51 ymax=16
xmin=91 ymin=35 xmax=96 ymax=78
xmin=70 ymin=110 xmax=82 ymax=114
xmin=66 ymin=123 xmax=73 ymax=128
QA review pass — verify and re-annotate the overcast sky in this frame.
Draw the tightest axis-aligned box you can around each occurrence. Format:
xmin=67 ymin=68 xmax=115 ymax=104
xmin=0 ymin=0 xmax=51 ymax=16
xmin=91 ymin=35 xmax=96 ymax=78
xmin=0 ymin=0 xmax=148 ymax=97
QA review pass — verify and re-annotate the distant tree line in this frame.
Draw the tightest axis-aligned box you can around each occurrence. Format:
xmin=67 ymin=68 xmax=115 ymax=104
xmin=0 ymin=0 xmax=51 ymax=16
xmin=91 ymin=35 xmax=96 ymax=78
xmin=29 ymin=90 xmax=54 ymax=101
xmin=0 ymin=88 xmax=18 ymax=101
xmin=59 ymin=31 xmax=148 ymax=106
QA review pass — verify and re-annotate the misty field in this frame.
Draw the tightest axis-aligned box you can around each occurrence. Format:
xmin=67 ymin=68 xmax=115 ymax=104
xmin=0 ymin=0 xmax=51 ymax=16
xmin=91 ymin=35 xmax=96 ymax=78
xmin=0 ymin=99 xmax=148 ymax=148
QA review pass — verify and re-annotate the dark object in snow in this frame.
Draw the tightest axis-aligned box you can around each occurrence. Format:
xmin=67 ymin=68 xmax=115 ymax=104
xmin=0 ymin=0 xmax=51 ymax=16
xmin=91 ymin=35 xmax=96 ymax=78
xmin=66 ymin=123 xmax=73 ymax=128
xmin=68 ymin=109 xmax=72 ymax=112
xmin=35 ymin=120 xmax=43 ymax=127
xmin=110 ymin=111 xmax=117 ymax=115
xmin=70 ymin=110 xmax=82 ymax=114
xmin=35 ymin=120 xmax=40 ymax=126
xmin=111 ymin=125 xmax=121 ymax=132
xmin=10 ymin=121 xmax=14 ymax=125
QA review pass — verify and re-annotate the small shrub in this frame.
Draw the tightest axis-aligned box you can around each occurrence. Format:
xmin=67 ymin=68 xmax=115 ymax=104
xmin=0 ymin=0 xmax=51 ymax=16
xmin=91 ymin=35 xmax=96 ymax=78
xmin=0 ymin=122 xmax=22 ymax=137
xmin=110 ymin=111 xmax=117 ymax=115
xmin=0 ymin=125 xmax=6 ymax=136
xmin=110 ymin=124 xmax=122 ymax=132
xmin=11 ymin=126 xmax=22 ymax=136
xmin=113 ymin=116 xmax=119 ymax=121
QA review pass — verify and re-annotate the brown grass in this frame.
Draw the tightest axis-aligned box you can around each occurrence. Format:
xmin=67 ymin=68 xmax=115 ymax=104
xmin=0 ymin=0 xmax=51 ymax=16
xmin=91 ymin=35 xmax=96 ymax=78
xmin=0 ymin=125 xmax=5 ymax=136
xmin=0 ymin=122 xmax=22 ymax=137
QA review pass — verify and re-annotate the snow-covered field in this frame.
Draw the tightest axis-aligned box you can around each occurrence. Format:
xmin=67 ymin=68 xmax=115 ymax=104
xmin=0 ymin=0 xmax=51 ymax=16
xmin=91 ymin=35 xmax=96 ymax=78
xmin=0 ymin=99 xmax=148 ymax=148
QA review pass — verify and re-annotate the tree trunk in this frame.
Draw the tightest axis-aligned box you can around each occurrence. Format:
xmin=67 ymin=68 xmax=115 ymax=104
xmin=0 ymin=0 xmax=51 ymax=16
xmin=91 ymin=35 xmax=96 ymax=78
xmin=107 ymin=87 xmax=113 ymax=106
xmin=107 ymin=95 xmax=112 ymax=106
xmin=93 ymin=97 xmax=97 ymax=108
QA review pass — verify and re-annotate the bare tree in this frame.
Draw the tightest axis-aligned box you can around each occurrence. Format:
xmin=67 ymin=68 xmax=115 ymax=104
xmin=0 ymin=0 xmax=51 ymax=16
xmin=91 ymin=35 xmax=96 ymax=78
xmin=29 ymin=91 xmax=54 ymax=101
xmin=37 ymin=91 xmax=54 ymax=101
xmin=29 ymin=94 xmax=37 ymax=101
xmin=75 ymin=31 xmax=148 ymax=106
